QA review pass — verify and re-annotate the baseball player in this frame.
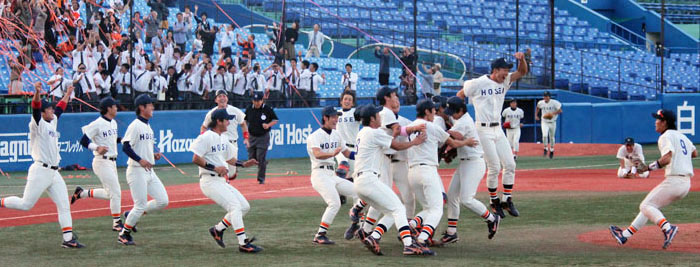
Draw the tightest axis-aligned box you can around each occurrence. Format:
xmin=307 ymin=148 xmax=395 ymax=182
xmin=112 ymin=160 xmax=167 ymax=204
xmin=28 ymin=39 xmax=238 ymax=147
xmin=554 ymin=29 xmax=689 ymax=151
xmin=610 ymin=109 xmax=696 ymax=249
xmin=440 ymin=97 xmax=501 ymax=244
xmin=201 ymin=89 xmax=249 ymax=179
xmin=306 ymin=106 xmax=367 ymax=245
xmin=394 ymin=115 xmax=416 ymax=219
xmin=457 ymin=54 xmax=527 ymax=218
xmin=406 ymin=99 xmax=474 ymax=247
xmin=431 ymin=96 xmax=448 ymax=131
xmin=0 ymin=83 xmax=84 ymax=248
xmin=353 ymin=104 xmax=433 ymax=256
xmin=334 ymin=90 xmax=359 ymax=178
xmin=536 ymin=91 xmax=562 ymax=159
xmin=616 ymin=137 xmax=650 ymax=179
xmin=118 ymin=94 xmax=170 ymax=245
xmin=191 ymin=109 xmax=262 ymax=253
xmin=502 ymin=99 xmax=524 ymax=160
xmin=71 ymin=97 xmax=124 ymax=231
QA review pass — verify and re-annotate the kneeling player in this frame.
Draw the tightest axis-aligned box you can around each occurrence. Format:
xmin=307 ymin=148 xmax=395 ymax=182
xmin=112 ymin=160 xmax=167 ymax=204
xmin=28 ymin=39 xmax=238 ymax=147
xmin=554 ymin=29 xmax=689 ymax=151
xmin=616 ymin=137 xmax=649 ymax=179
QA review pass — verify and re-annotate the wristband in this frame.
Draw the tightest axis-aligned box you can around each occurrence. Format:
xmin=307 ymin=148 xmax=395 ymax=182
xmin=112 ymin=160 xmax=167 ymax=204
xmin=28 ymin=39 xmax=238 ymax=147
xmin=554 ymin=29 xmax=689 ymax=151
xmin=204 ymin=163 xmax=216 ymax=171
xmin=348 ymin=151 xmax=356 ymax=160
xmin=648 ymin=160 xmax=660 ymax=171
xmin=235 ymin=160 xmax=244 ymax=167
xmin=88 ymin=143 xmax=98 ymax=151
xmin=243 ymin=132 xmax=249 ymax=139
xmin=400 ymin=126 xmax=408 ymax=136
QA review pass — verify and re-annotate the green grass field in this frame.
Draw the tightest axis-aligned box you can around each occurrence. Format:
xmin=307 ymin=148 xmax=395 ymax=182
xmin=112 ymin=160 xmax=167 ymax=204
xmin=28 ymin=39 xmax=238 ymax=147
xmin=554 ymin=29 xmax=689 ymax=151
xmin=1 ymin=145 xmax=700 ymax=266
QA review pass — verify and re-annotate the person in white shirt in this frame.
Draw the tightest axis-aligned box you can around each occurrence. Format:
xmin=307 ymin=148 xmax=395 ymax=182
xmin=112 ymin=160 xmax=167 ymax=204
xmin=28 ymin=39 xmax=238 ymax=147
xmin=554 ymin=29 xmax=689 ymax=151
xmin=72 ymin=43 xmax=94 ymax=72
xmin=211 ymin=65 xmax=227 ymax=93
xmin=616 ymin=137 xmax=650 ymax=178
xmin=285 ymin=58 xmax=301 ymax=107
xmin=306 ymin=24 xmax=325 ymax=58
xmin=342 ymin=63 xmax=358 ymax=91
xmin=231 ymin=62 xmax=248 ymax=108
xmin=264 ymin=63 xmax=285 ymax=107
xmin=306 ymin=106 xmax=366 ymax=245
xmin=440 ymin=96 xmax=501 ymax=244
xmin=502 ymin=99 xmax=525 ymax=159
xmin=610 ymin=109 xmax=697 ymax=250
xmin=431 ymin=96 xmax=448 ymax=131
xmin=352 ymin=104 xmax=433 ymax=256
xmin=118 ymin=94 xmax=169 ymax=245
xmin=219 ymin=24 xmax=235 ymax=59
xmin=0 ymin=83 xmax=84 ymax=248
xmin=536 ymin=91 xmax=563 ymax=159
xmin=300 ymin=62 xmax=324 ymax=107
xmin=112 ymin=63 xmax=133 ymax=105
xmin=201 ymin=90 xmax=249 ymax=175
xmin=296 ymin=61 xmax=311 ymax=106
xmin=457 ymin=54 xmax=527 ymax=218
xmin=246 ymin=64 xmax=266 ymax=94
xmin=189 ymin=66 xmax=210 ymax=109
xmin=71 ymin=97 xmax=123 ymax=231
xmin=191 ymin=109 xmax=261 ymax=253
xmin=334 ymin=90 xmax=359 ymax=178
xmin=73 ymin=63 xmax=98 ymax=102
xmin=94 ymin=70 xmax=112 ymax=99
xmin=48 ymin=67 xmax=73 ymax=100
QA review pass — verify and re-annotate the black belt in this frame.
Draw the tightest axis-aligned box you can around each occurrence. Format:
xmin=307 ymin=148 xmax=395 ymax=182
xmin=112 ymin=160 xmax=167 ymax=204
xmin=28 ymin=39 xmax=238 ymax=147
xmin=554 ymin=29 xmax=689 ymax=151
xmin=346 ymin=144 xmax=355 ymax=148
xmin=460 ymin=156 xmax=484 ymax=161
xmin=228 ymin=139 xmax=237 ymax=144
xmin=356 ymin=171 xmax=379 ymax=177
xmin=101 ymin=156 xmax=117 ymax=161
xmin=206 ymin=173 xmax=223 ymax=177
xmin=317 ymin=165 xmax=335 ymax=171
xmin=391 ymin=159 xmax=401 ymax=163
xmin=385 ymin=154 xmax=394 ymax=160
xmin=41 ymin=163 xmax=59 ymax=170
xmin=479 ymin=122 xmax=500 ymax=127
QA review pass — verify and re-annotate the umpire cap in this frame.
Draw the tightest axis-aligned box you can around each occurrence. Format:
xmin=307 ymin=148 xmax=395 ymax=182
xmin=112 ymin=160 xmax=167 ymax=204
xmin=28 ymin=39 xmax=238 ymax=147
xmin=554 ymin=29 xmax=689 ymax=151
xmin=652 ymin=109 xmax=677 ymax=130
xmin=445 ymin=97 xmax=467 ymax=116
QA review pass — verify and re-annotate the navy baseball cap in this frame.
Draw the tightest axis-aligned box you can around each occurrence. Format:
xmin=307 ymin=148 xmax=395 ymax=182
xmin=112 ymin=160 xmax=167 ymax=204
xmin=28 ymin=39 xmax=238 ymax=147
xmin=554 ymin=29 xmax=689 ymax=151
xmin=358 ymin=104 xmax=383 ymax=119
xmin=134 ymin=94 xmax=154 ymax=106
xmin=252 ymin=91 xmax=264 ymax=101
xmin=321 ymin=106 xmax=341 ymax=117
xmin=211 ymin=109 xmax=235 ymax=121
xmin=543 ymin=91 xmax=551 ymax=97
xmin=444 ymin=97 xmax=467 ymax=116
xmin=652 ymin=109 xmax=677 ymax=130
xmin=624 ymin=137 xmax=635 ymax=145
xmin=431 ymin=95 xmax=447 ymax=108
xmin=416 ymin=99 xmax=435 ymax=113
xmin=99 ymin=97 xmax=118 ymax=110
xmin=375 ymin=86 xmax=397 ymax=101
xmin=40 ymin=99 xmax=55 ymax=112
xmin=216 ymin=89 xmax=228 ymax=97
xmin=491 ymin=57 xmax=513 ymax=71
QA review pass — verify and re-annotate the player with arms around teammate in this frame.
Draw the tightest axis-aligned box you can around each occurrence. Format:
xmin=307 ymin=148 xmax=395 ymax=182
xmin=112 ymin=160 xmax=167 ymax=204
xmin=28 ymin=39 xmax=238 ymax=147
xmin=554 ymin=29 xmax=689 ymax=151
xmin=306 ymin=107 xmax=367 ymax=245
xmin=353 ymin=104 xmax=434 ymax=256
xmin=201 ymin=90 xmax=249 ymax=179
xmin=191 ymin=109 xmax=262 ymax=253
xmin=616 ymin=137 xmax=650 ymax=179
xmin=610 ymin=110 xmax=696 ymax=249
xmin=71 ymin=97 xmax=124 ymax=232
xmin=335 ymin=90 xmax=359 ymax=177
xmin=118 ymin=94 xmax=170 ymax=245
xmin=536 ymin=91 xmax=562 ymax=159
xmin=502 ymin=99 xmax=524 ymax=160
xmin=0 ymin=83 xmax=84 ymax=248
xmin=457 ymin=53 xmax=527 ymax=218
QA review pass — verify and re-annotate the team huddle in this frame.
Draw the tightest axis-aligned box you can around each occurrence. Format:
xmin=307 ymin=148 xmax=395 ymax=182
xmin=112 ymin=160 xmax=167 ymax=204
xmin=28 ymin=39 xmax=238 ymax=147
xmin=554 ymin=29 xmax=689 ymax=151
xmin=1 ymin=53 xmax=695 ymax=254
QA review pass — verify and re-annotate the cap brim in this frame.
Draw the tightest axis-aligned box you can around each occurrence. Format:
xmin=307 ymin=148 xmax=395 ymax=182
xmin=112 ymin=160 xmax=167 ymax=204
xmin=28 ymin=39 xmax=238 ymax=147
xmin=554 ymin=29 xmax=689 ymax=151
xmin=444 ymin=108 xmax=456 ymax=116
xmin=506 ymin=63 xmax=514 ymax=69
xmin=651 ymin=112 xmax=663 ymax=119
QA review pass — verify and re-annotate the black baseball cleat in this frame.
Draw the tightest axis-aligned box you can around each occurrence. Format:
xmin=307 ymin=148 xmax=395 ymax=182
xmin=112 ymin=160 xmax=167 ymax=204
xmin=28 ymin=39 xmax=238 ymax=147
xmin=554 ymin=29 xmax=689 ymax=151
xmin=490 ymin=199 xmax=506 ymax=218
xmin=70 ymin=186 xmax=83 ymax=204
xmin=363 ymin=236 xmax=382 ymax=256
xmin=662 ymin=225 xmax=678 ymax=249
xmin=403 ymin=242 xmax=435 ymax=256
xmin=609 ymin=225 xmax=628 ymax=245
xmin=487 ymin=215 xmax=501 ymax=239
xmin=543 ymin=149 xmax=548 ymax=157
xmin=123 ymin=211 xmax=138 ymax=232
xmin=344 ymin=223 xmax=359 ymax=240
xmin=313 ymin=232 xmax=335 ymax=245
xmin=209 ymin=227 xmax=226 ymax=248
xmin=549 ymin=151 xmax=554 ymax=159
xmin=118 ymin=231 xmax=135 ymax=245
xmin=339 ymin=195 xmax=347 ymax=205
xmin=439 ymin=231 xmax=459 ymax=245
xmin=239 ymin=237 xmax=263 ymax=253
xmin=502 ymin=198 xmax=520 ymax=217
xmin=348 ymin=207 xmax=362 ymax=224
xmin=355 ymin=229 xmax=370 ymax=242
xmin=61 ymin=236 xmax=85 ymax=248
xmin=113 ymin=220 xmax=124 ymax=232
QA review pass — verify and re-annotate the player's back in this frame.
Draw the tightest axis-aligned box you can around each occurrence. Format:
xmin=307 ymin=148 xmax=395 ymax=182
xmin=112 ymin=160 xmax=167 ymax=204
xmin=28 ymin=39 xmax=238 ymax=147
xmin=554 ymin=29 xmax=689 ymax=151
xmin=354 ymin=127 xmax=392 ymax=175
xmin=659 ymin=130 xmax=696 ymax=177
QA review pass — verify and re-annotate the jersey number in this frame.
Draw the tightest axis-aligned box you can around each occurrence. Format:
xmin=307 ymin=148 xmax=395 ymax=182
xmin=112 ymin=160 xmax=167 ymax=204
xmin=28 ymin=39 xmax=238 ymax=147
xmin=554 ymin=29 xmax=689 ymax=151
xmin=680 ymin=140 xmax=687 ymax=155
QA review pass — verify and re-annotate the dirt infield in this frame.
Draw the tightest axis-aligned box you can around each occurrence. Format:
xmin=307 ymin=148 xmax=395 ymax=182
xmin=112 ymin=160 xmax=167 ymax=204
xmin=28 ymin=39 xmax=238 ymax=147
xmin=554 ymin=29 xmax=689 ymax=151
xmin=517 ymin=143 xmax=621 ymax=156
xmin=578 ymin=224 xmax=700 ymax=254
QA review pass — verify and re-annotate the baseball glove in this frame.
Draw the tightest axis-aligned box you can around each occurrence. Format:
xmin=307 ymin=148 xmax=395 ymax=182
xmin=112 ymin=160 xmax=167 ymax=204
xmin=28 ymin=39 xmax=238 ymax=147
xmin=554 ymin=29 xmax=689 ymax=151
xmin=503 ymin=121 xmax=511 ymax=129
xmin=439 ymin=144 xmax=458 ymax=164
xmin=633 ymin=159 xmax=649 ymax=173
xmin=543 ymin=113 xmax=554 ymax=120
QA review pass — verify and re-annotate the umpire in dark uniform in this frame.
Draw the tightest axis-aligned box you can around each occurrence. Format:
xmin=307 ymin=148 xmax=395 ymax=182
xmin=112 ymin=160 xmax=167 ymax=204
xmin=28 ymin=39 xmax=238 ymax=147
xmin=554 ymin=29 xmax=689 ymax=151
xmin=245 ymin=91 xmax=279 ymax=184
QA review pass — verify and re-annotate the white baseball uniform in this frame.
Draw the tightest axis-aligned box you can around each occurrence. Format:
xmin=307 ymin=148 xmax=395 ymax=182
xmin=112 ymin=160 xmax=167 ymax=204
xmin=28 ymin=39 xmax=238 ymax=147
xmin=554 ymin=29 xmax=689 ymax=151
xmin=335 ymin=107 xmax=359 ymax=177
xmin=623 ymin=130 xmax=695 ymax=236
xmin=433 ymin=116 xmax=447 ymax=131
xmin=121 ymin=117 xmax=169 ymax=231
xmin=537 ymin=99 xmax=562 ymax=150
xmin=354 ymin=127 xmax=413 ymax=246
xmin=307 ymin=128 xmax=358 ymax=233
xmin=79 ymin=116 xmax=122 ymax=222
xmin=616 ymin=143 xmax=649 ymax=178
xmin=407 ymin=118 xmax=449 ymax=241
xmin=501 ymin=107 xmax=524 ymax=152
xmin=392 ymin=116 xmax=415 ymax=219
xmin=1 ymin=103 xmax=76 ymax=242
xmin=202 ymin=105 xmax=246 ymax=174
xmin=461 ymin=74 xmax=516 ymax=197
xmin=190 ymin=130 xmax=251 ymax=245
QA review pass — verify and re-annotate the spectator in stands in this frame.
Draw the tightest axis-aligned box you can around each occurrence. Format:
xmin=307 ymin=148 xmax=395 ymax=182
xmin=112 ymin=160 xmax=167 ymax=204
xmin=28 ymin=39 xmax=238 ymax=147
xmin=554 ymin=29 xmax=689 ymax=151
xmin=284 ymin=21 xmax=299 ymax=60
xmin=112 ymin=63 xmax=132 ymax=107
xmin=32 ymin=3 xmax=48 ymax=38
xmin=95 ymin=70 xmax=112 ymax=99
xmin=400 ymin=47 xmax=417 ymax=76
xmin=306 ymin=24 xmax=325 ymax=58
xmin=342 ymin=63 xmax=358 ymax=91
xmin=430 ymin=63 xmax=457 ymax=96
xmin=83 ymin=0 xmax=99 ymax=23
xmin=264 ymin=63 xmax=285 ymax=107
xmin=144 ymin=10 xmax=159 ymax=43
xmin=237 ymin=33 xmax=257 ymax=61
xmin=201 ymin=25 xmax=218 ymax=56
xmin=183 ymin=5 xmax=195 ymax=45
xmin=147 ymin=0 xmax=169 ymax=30
xmin=193 ymin=7 xmax=210 ymax=32
xmin=418 ymin=63 xmax=435 ymax=98
xmin=265 ymin=22 xmax=282 ymax=50
xmin=219 ymin=24 xmax=235 ymax=59
xmin=285 ymin=58 xmax=300 ymax=107
xmin=375 ymin=46 xmax=391 ymax=86
xmin=245 ymin=91 xmax=279 ymax=184
xmin=8 ymin=59 xmax=25 ymax=95
xmin=232 ymin=61 xmax=249 ymax=108
xmin=173 ymin=13 xmax=188 ymax=52
xmin=165 ymin=66 xmax=181 ymax=108
xmin=73 ymin=63 xmax=98 ymax=102
xmin=400 ymin=68 xmax=417 ymax=105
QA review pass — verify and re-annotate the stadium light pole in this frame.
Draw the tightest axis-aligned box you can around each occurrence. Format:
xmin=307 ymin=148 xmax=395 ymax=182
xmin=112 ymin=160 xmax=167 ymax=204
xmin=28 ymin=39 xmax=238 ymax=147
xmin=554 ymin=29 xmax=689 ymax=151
xmin=129 ymin=1 xmax=133 ymax=109
xmin=660 ymin=0 xmax=665 ymax=94
xmin=413 ymin=0 xmax=417 ymax=90
xmin=549 ymin=0 xmax=555 ymax=89
xmin=516 ymin=0 xmax=519 ymax=89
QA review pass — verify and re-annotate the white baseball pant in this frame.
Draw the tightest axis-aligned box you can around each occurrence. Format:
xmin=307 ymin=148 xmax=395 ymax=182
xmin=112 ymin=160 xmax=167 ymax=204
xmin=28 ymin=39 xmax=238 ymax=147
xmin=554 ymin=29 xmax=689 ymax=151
xmin=506 ymin=128 xmax=521 ymax=152
xmin=627 ymin=175 xmax=690 ymax=230
xmin=124 ymin=166 xmax=169 ymax=228
xmin=228 ymin=142 xmax=239 ymax=177
xmin=617 ymin=167 xmax=650 ymax=178
xmin=447 ymin=157 xmax=488 ymax=219
xmin=407 ymin=165 xmax=443 ymax=238
xmin=311 ymin=169 xmax=358 ymax=227
xmin=354 ymin=172 xmax=409 ymax=234
xmin=477 ymin=126 xmax=516 ymax=189
xmin=392 ymin=160 xmax=415 ymax=219
xmin=541 ymin=121 xmax=556 ymax=150
xmin=89 ymin=157 xmax=122 ymax=217
xmin=362 ymin=155 xmax=393 ymax=232
xmin=2 ymin=162 xmax=73 ymax=234
xmin=200 ymin=175 xmax=250 ymax=240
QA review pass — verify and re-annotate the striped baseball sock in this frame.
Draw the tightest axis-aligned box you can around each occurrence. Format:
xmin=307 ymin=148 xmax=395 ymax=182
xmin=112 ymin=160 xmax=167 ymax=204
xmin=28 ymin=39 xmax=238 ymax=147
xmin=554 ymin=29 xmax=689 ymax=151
xmin=370 ymin=223 xmax=387 ymax=240
xmin=657 ymin=218 xmax=671 ymax=232
xmin=409 ymin=216 xmax=423 ymax=229
xmin=234 ymin=228 xmax=247 ymax=245
xmin=488 ymin=187 xmax=499 ymax=201
xmin=79 ymin=189 xmax=93 ymax=198
xmin=398 ymin=226 xmax=413 ymax=246
xmin=502 ymin=184 xmax=513 ymax=201
xmin=481 ymin=210 xmax=496 ymax=222
xmin=121 ymin=224 xmax=134 ymax=235
xmin=418 ymin=224 xmax=435 ymax=243
xmin=361 ymin=217 xmax=376 ymax=233
xmin=1 ymin=198 xmax=4 ymax=208
xmin=446 ymin=218 xmax=458 ymax=235
xmin=215 ymin=218 xmax=231 ymax=231
xmin=317 ymin=222 xmax=330 ymax=234
xmin=112 ymin=213 xmax=121 ymax=224
xmin=62 ymin=227 xmax=73 ymax=242
xmin=622 ymin=226 xmax=637 ymax=238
